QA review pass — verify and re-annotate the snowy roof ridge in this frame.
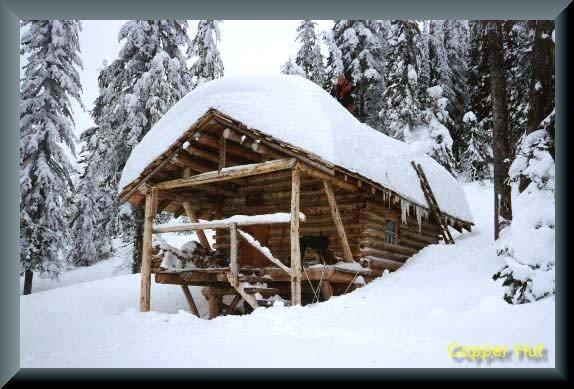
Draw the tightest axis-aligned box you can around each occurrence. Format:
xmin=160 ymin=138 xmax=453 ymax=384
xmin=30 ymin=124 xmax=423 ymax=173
xmin=119 ymin=74 xmax=473 ymax=223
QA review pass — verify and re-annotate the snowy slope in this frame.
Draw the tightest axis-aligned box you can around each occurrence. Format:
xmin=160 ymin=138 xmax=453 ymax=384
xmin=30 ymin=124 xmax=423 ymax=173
xmin=20 ymin=183 xmax=553 ymax=368
xmin=119 ymin=75 xmax=472 ymax=222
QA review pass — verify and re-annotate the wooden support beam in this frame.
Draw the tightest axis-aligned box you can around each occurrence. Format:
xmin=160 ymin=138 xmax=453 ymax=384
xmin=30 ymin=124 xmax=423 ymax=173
xmin=207 ymin=295 xmax=222 ymax=320
xmin=323 ymin=180 xmax=354 ymax=263
xmin=290 ymin=166 xmax=302 ymax=306
xmin=140 ymin=187 xmax=158 ymax=312
xmin=298 ymin=162 xmax=358 ymax=192
xmin=181 ymin=168 xmax=212 ymax=251
xmin=155 ymin=158 xmax=297 ymax=191
xmin=218 ymin=132 xmax=227 ymax=172
xmin=181 ymin=286 xmax=200 ymax=317
xmin=321 ymin=281 xmax=334 ymax=301
xmin=222 ymin=127 xmax=284 ymax=160
xmin=194 ymin=131 xmax=261 ymax=162
xmin=227 ymin=295 xmax=242 ymax=314
xmin=182 ymin=202 xmax=212 ymax=250
xmin=229 ymin=223 xmax=238 ymax=287
xmin=213 ymin=112 xmax=334 ymax=175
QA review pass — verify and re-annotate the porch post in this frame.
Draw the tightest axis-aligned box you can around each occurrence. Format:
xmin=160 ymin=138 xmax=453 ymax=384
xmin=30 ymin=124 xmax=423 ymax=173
xmin=290 ymin=165 xmax=302 ymax=306
xmin=140 ymin=186 xmax=158 ymax=312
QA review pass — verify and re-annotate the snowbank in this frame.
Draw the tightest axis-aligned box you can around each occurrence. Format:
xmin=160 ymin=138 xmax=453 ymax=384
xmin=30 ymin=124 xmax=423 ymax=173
xmin=119 ymin=75 xmax=472 ymax=223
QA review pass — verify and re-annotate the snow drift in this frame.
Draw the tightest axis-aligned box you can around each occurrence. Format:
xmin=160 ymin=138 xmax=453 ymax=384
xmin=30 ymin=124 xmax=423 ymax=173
xmin=119 ymin=75 xmax=473 ymax=223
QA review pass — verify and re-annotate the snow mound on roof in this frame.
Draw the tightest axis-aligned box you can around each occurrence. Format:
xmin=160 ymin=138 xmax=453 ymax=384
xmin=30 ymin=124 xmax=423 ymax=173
xmin=119 ymin=74 xmax=473 ymax=222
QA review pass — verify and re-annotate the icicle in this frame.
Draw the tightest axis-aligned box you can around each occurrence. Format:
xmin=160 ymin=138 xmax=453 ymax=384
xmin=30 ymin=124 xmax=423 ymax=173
xmin=400 ymin=198 xmax=410 ymax=224
xmin=415 ymin=205 xmax=423 ymax=233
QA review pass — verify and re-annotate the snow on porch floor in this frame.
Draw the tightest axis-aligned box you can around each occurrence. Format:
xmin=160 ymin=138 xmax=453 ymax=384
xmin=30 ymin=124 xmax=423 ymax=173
xmin=20 ymin=182 xmax=555 ymax=368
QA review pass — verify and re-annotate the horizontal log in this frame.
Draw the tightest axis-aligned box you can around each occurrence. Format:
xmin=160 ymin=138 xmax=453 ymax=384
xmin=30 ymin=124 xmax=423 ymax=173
xmin=359 ymin=247 xmax=410 ymax=262
xmin=397 ymin=236 xmax=430 ymax=250
xmin=359 ymin=238 xmax=418 ymax=256
xmin=399 ymin=229 xmax=439 ymax=245
xmin=298 ymin=162 xmax=358 ymax=192
xmin=365 ymin=256 xmax=404 ymax=271
xmin=152 ymin=213 xmax=300 ymax=233
xmin=156 ymin=158 xmax=297 ymax=190
xmin=222 ymin=126 xmax=285 ymax=160
xmin=194 ymin=131 xmax=262 ymax=162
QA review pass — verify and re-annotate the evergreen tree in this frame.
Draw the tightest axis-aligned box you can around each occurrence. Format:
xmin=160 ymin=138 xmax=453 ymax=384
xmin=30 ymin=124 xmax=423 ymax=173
xmin=294 ymin=20 xmax=325 ymax=85
xmin=380 ymin=20 xmax=423 ymax=140
xmin=504 ymin=21 xmax=532 ymax=153
xmin=460 ymin=111 xmax=492 ymax=181
xmin=462 ymin=21 xmax=492 ymax=179
xmin=81 ymin=20 xmax=193 ymax=272
xmin=326 ymin=20 xmax=386 ymax=128
xmin=417 ymin=21 xmax=431 ymax=94
xmin=69 ymin=125 xmax=114 ymax=266
xmin=190 ymin=20 xmax=224 ymax=85
xmin=20 ymin=20 xmax=83 ymax=294
xmin=493 ymin=21 xmax=555 ymax=305
xmin=443 ymin=20 xmax=470 ymax=161
xmin=323 ymin=27 xmax=343 ymax=88
xmin=484 ymin=20 xmax=513 ymax=240
xmin=419 ymin=85 xmax=457 ymax=173
xmin=280 ymin=57 xmax=306 ymax=77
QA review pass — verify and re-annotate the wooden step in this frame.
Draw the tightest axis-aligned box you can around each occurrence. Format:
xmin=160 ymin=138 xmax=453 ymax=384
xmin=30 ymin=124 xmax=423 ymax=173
xmin=244 ymin=286 xmax=280 ymax=297
xmin=257 ymin=299 xmax=291 ymax=307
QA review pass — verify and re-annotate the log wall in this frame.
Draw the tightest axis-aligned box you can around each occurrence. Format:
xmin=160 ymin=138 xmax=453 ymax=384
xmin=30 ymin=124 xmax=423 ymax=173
xmin=214 ymin=172 xmax=366 ymax=265
xmin=212 ymin=170 xmax=444 ymax=272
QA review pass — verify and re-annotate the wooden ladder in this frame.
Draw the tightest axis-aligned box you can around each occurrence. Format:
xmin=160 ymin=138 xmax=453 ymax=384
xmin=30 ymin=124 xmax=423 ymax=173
xmin=411 ymin=161 xmax=455 ymax=245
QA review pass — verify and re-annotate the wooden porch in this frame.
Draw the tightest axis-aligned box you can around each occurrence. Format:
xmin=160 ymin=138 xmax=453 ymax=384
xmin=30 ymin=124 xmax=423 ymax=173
xmin=138 ymin=155 xmax=365 ymax=318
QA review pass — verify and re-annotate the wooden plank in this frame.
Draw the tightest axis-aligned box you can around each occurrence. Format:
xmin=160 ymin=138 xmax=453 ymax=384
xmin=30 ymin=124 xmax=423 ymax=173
xmin=181 ymin=286 xmax=200 ymax=317
xmin=229 ymin=223 xmax=238 ymax=287
xmin=139 ymin=187 xmax=158 ymax=312
xmin=237 ymin=228 xmax=292 ymax=275
xmin=323 ymin=180 xmax=354 ymax=263
xmin=290 ymin=166 xmax=302 ymax=306
xmin=155 ymin=158 xmax=296 ymax=190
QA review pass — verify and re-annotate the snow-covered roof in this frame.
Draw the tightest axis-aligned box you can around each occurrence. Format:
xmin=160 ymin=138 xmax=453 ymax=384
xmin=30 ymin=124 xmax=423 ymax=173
xmin=119 ymin=74 xmax=473 ymax=223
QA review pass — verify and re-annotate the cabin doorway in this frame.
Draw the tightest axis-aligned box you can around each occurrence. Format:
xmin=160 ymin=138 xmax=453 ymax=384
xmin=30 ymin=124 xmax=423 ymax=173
xmin=240 ymin=224 xmax=270 ymax=268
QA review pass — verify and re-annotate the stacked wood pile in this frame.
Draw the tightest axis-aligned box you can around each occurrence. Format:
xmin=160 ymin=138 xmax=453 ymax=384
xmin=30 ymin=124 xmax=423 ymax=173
xmin=150 ymin=238 xmax=228 ymax=273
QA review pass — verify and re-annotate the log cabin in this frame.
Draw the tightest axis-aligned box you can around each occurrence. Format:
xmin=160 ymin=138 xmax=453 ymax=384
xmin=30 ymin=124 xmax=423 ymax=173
xmin=118 ymin=75 xmax=474 ymax=319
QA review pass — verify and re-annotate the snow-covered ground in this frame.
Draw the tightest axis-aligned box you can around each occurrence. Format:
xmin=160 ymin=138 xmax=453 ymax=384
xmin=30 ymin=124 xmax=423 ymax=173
xmin=20 ymin=183 xmax=554 ymax=368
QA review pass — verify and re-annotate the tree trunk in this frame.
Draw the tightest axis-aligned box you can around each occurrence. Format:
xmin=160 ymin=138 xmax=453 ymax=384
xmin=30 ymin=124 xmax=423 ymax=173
xmin=520 ymin=20 xmax=555 ymax=192
xmin=486 ymin=21 xmax=513 ymax=239
xmin=131 ymin=207 xmax=145 ymax=274
xmin=23 ymin=269 xmax=33 ymax=295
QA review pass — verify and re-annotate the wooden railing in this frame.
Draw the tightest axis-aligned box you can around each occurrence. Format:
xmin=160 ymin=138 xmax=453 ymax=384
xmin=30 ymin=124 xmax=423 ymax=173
xmin=152 ymin=213 xmax=301 ymax=304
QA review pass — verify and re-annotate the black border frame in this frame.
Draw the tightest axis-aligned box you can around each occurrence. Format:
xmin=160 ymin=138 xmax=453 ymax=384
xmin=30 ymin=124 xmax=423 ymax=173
xmin=1 ymin=0 xmax=571 ymax=383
